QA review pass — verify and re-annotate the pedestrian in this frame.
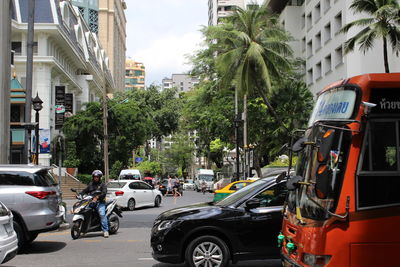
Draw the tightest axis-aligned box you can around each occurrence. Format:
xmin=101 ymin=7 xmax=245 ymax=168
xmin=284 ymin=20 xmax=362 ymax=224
xmin=167 ymin=175 xmax=173 ymax=196
xmin=173 ymin=176 xmax=181 ymax=197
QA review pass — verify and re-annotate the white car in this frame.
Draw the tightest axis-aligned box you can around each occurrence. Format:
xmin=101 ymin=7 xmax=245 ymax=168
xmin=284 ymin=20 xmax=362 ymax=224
xmin=106 ymin=180 xmax=162 ymax=211
xmin=0 ymin=201 xmax=18 ymax=264
xmin=183 ymin=179 xmax=195 ymax=190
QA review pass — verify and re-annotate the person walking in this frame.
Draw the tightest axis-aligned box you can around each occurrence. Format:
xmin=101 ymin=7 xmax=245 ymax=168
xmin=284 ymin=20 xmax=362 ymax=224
xmin=173 ymin=176 xmax=181 ymax=197
xmin=167 ymin=175 xmax=173 ymax=196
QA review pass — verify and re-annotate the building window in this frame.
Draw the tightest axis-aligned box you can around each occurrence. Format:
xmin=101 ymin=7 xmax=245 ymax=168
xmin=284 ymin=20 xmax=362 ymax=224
xmin=324 ymin=54 xmax=332 ymax=74
xmin=180 ymin=82 xmax=184 ymax=86
xmin=307 ymin=12 xmax=312 ymax=30
xmin=10 ymin=105 xmax=21 ymax=122
xmin=314 ymin=3 xmax=321 ymax=23
xmin=307 ymin=40 xmax=313 ymax=58
xmin=315 ymin=32 xmax=321 ymax=51
xmin=324 ymin=0 xmax=330 ymax=13
xmin=301 ymin=13 xmax=305 ymax=29
xmin=307 ymin=68 xmax=313 ymax=85
xmin=302 ymin=37 xmax=306 ymax=52
xmin=316 ymin=61 xmax=322 ymax=80
xmin=11 ymin=42 xmax=22 ymax=55
xmin=89 ymin=8 xmax=98 ymax=34
xmin=335 ymin=45 xmax=343 ymax=66
xmin=334 ymin=11 xmax=342 ymax=34
xmin=324 ymin=23 xmax=331 ymax=43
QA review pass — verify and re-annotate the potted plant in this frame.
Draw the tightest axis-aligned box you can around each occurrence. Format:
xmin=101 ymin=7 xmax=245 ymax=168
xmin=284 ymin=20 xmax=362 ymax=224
xmin=63 ymin=158 xmax=80 ymax=176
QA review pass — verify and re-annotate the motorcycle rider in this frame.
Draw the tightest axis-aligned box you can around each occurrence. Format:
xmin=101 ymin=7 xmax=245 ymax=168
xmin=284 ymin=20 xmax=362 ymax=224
xmin=80 ymin=170 xmax=109 ymax=238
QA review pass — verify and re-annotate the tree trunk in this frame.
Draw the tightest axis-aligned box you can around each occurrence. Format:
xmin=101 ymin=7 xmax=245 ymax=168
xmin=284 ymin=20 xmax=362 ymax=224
xmin=383 ymin=37 xmax=390 ymax=73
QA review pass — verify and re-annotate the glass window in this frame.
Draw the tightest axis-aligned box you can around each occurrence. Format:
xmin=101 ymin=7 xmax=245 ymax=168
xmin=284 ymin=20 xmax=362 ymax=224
xmin=129 ymin=182 xmax=140 ymax=190
xmin=230 ymin=182 xmax=245 ymax=191
xmin=0 ymin=172 xmax=34 ymax=186
xmin=11 ymin=42 xmax=22 ymax=55
xmin=138 ymin=182 xmax=152 ymax=190
xmin=108 ymin=182 xmax=127 ymax=188
xmin=253 ymin=183 xmax=287 ymax=207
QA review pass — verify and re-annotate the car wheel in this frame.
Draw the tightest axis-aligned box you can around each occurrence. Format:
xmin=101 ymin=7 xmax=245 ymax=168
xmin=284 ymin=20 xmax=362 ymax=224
xmin=154 ymin=196 xmax=161 ymax=207
xmin=26 ymin=232 xmax=38 ymax=244
xmin=71 ymin=220 xmax=83 ymax=240
xmin=185 ymin=235 xmax=230 ymax=267
xmin=13 ymin=221 xmax=25 ymax=249
xmin=127 ymin=198 xmax=136 ymax=211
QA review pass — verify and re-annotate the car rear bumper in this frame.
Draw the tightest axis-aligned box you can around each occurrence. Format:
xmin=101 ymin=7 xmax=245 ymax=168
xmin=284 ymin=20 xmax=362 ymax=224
xmin=0 ymin=232 xmax=18 ymax=264
xmin=24 ymin=205 xmax=63 ymax=232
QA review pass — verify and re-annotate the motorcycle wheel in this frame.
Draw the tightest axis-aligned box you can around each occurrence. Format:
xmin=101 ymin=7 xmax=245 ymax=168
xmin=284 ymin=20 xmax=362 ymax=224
xmin=109 ymin=214 xmax=119 ymax=235
xmin=71 ymin=220 xmax=83 ymax=240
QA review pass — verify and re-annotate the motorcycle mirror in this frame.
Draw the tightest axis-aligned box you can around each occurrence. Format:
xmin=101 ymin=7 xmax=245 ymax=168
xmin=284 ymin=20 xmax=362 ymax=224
xmin=71 ymin=188 xmax=77 ymax=192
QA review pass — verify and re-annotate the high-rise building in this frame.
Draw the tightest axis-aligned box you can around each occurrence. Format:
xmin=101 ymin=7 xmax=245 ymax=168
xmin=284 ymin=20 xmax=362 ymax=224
xmin=72 ymin=0 xmax=127 ymax=92
xmin=208 ymin=0 xmax=265 ymax=25
xmin=98 ymin=0 xmax=127 ymax=92
xmin=162 ymin=74 xmax=199 ymax=93
xmin=125 ymin=60 xmax=145 ymax=90
xmin=266 ymin=0 xmax=400 ymax=94
xmin=71 ymin=0 xmax=99 ymax=34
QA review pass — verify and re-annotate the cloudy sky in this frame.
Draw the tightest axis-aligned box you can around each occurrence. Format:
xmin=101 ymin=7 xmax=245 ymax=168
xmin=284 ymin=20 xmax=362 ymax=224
xmin=125 ymin=0 xmax=208 ymax=86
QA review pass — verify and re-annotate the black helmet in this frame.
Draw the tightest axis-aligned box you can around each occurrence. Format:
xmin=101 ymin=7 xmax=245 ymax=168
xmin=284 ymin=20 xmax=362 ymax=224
xmin=92 ymin=170 xmax=103 ymax=178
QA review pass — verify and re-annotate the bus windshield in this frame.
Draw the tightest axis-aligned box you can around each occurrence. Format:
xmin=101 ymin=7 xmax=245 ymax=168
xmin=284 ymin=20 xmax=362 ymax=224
xmin=287 ymin=124 xmax=352 ymax=220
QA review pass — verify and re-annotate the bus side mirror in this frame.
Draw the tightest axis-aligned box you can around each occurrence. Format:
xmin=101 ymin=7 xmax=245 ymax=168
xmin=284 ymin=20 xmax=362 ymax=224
xmin=315 ymin=165 xmax=332 ymax=199
xmin=292 ymin=137 xmax=306 ymax=152
xmin=318 ymin=130 xmax=335 ymax=162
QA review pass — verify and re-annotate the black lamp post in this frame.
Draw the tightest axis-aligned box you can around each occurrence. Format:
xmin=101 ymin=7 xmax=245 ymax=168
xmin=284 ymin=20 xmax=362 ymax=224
xmin=32 ymin=93 xmax=43 ymax=165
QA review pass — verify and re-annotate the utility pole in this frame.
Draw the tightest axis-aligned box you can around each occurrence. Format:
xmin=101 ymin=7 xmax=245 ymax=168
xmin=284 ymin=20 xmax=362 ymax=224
xmin=23 ymin=0 xmax=35 ymax=163
xmin=102 ymin=83 xmax=109 ymax=182
xmin=0 ymin=0 xmax=11 ymax=164
xmin=243 ymin=94 xmax=247 ymax=178
xmin=234 ymin=87 xmax=241 ymax=181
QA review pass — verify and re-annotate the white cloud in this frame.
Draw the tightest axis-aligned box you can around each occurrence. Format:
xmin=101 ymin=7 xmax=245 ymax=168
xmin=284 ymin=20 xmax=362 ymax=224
xmin=129 ymin=32 xmax=203 ymax=85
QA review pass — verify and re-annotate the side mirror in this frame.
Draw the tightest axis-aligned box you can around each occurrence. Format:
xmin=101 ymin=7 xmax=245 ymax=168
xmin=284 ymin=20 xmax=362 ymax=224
xmin=275 ymin=172 xmax=287 ymax=183
xmin=292 ymin=137 xmax=306 ymax=152
xmin=315 ymin=165 xmax=332 ymax=199
xmin=245 ymin=198 xmax=261 ymax=210
xmin=318 ymin=129 xmax=335 ymax=162
xmin=286 ymin=176 xmax=303 ymax=191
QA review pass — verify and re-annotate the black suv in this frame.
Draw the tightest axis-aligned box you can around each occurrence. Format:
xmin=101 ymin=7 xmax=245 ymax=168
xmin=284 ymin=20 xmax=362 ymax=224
xmin=151 ymin=177 xmax=287 ymax=266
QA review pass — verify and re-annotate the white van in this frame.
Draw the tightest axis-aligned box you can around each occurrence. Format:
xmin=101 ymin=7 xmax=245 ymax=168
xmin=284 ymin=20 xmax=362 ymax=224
xmin=118 ymin=169 xmax=141 ymax=180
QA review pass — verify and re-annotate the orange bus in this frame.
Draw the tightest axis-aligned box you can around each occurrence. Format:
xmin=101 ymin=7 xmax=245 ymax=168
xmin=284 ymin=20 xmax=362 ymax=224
xmin=279 ymin=73 xmax=400 ymax=267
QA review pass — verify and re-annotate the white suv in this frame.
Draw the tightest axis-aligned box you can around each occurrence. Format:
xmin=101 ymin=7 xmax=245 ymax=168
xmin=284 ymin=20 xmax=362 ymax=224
xmin=0 ymin=165 xmax=64 ymax=248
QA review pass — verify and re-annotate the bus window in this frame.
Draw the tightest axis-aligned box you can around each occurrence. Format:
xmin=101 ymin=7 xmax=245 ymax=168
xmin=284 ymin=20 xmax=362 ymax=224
xmin=358 ymin=119 xmax=400 ymax=209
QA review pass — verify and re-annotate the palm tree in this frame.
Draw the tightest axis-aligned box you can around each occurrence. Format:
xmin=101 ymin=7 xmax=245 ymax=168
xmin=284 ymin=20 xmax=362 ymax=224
xmin=341 ymin=0 xmax=400 ymax=73
xmin=205 ymin=4 xmax=294 ymax=127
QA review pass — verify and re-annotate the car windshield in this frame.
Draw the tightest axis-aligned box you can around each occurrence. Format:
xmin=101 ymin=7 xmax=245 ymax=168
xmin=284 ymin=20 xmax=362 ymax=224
xmin=108 ymin=182 xmax=126 ymax=188
xmin=216 ymin=179 xmax=269 ymax=207
xmin=199 ymin=175 xmax=213 ymax=181
xmin=120 ymin=174 xmax=140 ymax=179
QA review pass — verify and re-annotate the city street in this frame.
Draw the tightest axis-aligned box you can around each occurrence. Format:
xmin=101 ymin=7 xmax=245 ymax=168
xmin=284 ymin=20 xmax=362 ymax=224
xmin=6 ymin=191 xmax=281 ymax=267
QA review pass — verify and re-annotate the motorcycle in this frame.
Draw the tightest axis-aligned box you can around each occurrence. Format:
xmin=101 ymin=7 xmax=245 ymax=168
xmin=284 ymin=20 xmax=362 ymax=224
xmin=201 ymin=182 xmax=207 ymax=195
xmin=70 ymin=188 xmax=123 ymax=239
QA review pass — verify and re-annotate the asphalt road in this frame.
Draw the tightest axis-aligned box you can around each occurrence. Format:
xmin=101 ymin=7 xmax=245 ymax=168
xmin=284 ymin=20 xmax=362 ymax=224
xmin=5 ymin=191 xmax=281 ymax=267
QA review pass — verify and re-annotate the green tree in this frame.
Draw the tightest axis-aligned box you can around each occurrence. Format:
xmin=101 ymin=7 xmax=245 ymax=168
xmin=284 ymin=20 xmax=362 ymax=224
xmin=341 ymin=0 xmax=400 ymax=73
xmin=206 ymin=4 xmax=294 ymax=125
xmin=137 ymin=161 xmax=162 ymax=177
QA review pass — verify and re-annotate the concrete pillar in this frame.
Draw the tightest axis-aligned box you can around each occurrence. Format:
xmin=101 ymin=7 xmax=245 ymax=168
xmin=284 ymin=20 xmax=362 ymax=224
xmin=0 ymin=0 xmax=11 ymax=163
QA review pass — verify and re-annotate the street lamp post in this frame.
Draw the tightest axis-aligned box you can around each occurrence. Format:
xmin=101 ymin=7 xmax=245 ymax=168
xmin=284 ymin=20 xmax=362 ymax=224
xmin=32 ymin=93 xmax=43 ymax=165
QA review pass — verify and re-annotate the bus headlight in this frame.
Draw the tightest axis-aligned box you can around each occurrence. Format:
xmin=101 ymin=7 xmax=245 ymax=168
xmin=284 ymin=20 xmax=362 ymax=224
xmin=303 ymin=253 xmax=331 ymax=267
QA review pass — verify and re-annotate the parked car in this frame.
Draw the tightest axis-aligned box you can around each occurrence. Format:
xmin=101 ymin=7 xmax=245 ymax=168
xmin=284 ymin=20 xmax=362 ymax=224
xmin=213 ymin=180 xmax=255 ymax=202
xmin=0 ymin=165 xmax=64 ymax=248
xmin=106 ymin=180 xmax=163 ymax=211
xmin=183 ymin=179 xmax=195 ymax=190
xmin=0 ymin=201 xmax=17 ymax=264
xmin=151 ymin=176 xmax=287 ymax=266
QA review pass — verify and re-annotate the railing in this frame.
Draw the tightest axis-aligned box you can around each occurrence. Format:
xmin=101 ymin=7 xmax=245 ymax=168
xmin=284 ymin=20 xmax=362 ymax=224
xmin=51 ymin=164 xmax=81 ymax=184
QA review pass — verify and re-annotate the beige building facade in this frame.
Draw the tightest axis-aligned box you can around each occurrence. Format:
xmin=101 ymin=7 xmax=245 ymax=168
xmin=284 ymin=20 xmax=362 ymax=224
xmin=98 ymin=0 xmax=127 ymax=92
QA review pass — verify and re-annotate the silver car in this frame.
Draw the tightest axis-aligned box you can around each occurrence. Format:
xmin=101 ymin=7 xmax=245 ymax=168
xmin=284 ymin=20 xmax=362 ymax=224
xmin=0 ymin=165 xmax=64 ymax=248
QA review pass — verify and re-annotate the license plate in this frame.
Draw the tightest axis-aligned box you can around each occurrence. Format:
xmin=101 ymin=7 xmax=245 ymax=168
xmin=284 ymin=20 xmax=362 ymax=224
xmin=4 ymin=223 xmax=13 ymax=236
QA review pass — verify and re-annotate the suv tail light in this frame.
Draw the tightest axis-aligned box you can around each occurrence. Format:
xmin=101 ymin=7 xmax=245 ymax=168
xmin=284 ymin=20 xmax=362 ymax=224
xmin=115 ymin=191 xmax=124 ymax=196
xmin=26 ymin=191 xmax=56 ymax=199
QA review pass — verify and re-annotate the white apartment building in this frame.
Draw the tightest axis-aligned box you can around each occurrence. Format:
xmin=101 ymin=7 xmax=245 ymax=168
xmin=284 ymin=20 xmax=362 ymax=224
xmin=11 ymin=0 xmax=115 ymax=165
xmin=162 ymin=74 xmax=199 ymax=93
xmin=209 ymin=0 xmax=266 ymax=25
xmin=267 ymin=0 xmax=400 ymax=95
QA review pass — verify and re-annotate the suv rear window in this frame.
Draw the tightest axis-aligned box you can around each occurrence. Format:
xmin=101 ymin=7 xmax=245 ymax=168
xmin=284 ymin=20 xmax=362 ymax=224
xmin=0 ymin=170 xmax=57 ymax=186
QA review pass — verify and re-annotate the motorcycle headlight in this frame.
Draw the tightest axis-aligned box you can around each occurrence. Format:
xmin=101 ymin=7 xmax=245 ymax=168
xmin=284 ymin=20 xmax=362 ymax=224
xmin=157 ymin=220 xmax=182 ymax=231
